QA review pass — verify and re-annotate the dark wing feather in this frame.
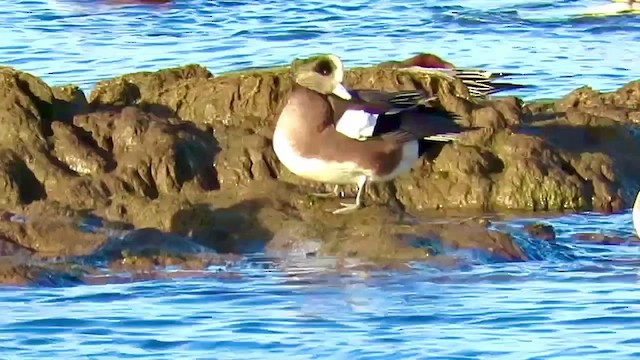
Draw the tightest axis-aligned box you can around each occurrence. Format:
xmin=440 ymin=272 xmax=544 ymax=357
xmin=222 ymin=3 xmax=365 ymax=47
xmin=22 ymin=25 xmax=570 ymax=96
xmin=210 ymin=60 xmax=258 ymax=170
xmin=348 ymin=89 xmax=436 ymax=112
xmin=377 ymin=108 xmax=472 ymax=144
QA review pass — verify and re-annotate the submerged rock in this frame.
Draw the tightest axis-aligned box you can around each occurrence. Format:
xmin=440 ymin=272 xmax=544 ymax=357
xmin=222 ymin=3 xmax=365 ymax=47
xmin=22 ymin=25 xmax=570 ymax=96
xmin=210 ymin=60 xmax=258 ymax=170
xmin=523 ymin=222 xmax=556 ymax=242
xmin=0 ymin=54 xmax=639 ymax=283
xmin=0 ymin=257 xmax=87 ymax=287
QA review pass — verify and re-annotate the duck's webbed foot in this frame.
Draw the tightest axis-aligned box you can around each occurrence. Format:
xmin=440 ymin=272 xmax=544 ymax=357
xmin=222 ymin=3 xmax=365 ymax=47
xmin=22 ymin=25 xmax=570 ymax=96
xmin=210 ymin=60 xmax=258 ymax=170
xmin=332 ymin=200 xmax=364 ymax=214
xmin=331 ymin=176 xmax=367 ymax=215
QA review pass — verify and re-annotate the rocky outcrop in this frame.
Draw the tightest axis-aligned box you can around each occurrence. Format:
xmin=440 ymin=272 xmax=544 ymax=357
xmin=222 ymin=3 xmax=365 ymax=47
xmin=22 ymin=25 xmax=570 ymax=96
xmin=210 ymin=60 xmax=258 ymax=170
xmin=0 ymin=56 xmax=639 ymax=285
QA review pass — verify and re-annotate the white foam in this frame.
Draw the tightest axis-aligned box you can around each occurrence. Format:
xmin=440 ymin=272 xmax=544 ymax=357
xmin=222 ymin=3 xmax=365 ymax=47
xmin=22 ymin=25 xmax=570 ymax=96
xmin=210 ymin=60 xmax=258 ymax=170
xmin=633 ymin=190 xmax=640 ymax=238
xmin=583 ymin=2 xmax=640 ymax=15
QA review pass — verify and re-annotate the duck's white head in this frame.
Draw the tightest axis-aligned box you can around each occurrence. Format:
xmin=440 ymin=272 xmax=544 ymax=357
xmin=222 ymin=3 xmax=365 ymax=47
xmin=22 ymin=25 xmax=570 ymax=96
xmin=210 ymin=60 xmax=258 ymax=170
xmin=289 ymin=54 xmax=352 ymax=100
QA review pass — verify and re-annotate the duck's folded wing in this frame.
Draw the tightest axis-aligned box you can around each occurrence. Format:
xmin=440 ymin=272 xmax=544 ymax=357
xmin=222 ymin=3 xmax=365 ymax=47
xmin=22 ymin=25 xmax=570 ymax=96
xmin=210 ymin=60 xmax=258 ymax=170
xmin=348 ymin=89 xmax=436 ymax=113
xmin=377 ymin=108 xmax=471 ymax=144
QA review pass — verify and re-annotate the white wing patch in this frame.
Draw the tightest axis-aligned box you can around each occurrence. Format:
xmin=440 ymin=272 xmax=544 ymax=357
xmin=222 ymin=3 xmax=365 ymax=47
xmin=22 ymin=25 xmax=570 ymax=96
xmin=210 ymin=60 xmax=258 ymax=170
xmin=335 ymin=110 xmax=380 ymax=140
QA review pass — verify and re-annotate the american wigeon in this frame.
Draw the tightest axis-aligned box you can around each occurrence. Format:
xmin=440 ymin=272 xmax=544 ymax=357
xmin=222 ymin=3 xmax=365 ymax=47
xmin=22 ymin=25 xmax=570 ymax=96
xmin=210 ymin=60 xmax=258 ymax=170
xmin=273 ymin=54 xmax=476 ymax=214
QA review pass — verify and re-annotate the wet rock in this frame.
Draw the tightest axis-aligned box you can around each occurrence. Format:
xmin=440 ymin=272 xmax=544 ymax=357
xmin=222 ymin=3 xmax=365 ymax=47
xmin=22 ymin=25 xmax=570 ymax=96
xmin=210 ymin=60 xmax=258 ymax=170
xmin=73 ymin=106 xmax=220 ymax=200
xmin=1 ymin=57 xmax=640 ymax=271
xmin=51 ymin=122 xmax=109 ymax=175
xmin=0 ymin=217 xmax=107 ymax=257
xmin=523 ymin=222 xmax=556 ymax=242
xmin=77 ymin=58 xmax=640 ymax=213
xmin=88 ymin=64 xmax=213 ymax=118
xmin=51 ymin=84 xmax=89 ymax=122
xmin=95 ymin=227 xmax=208 ymax=260
xmin=0 ymin=66 xmax=108 ymax=209
xmin=490 ymin=131 xmax=589 ymax=211
xmin=0 ymin=234 xmax=33 ymax=257
xmin=573 ymin=233 xmax=636 ymax=245
xmin=266 ymin=225 xmax=323 ymax=258
xmin=0 ymin=258 xmax=85 ymax=286
xmin=0 ymin=149 xmax=46 ymax=206
xmin=0 ymin=67 xmax=53 ymax=145
xmin=92 ymin=227 xmax=241 ymax=273
xmin=416 ymin=220 xmax=526 ymax=261
xmin=555 ymin=82 xmax=640 ymax=119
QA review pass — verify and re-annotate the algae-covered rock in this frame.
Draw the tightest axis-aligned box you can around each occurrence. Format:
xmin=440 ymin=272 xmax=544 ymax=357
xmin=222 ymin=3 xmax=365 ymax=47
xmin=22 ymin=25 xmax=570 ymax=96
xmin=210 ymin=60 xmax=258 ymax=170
xmin=51 ymin=121 xmax=109 ymax=175
xmin=0 ymin=53 xmax=639 ymax=270
xmin=77 ymin=56 xmax=640 ymax=212
xmin=0 ymin=149 xmax=46 ymax=206
xmin=0 ymin=258 xmax=83 ymax=286
xmin=0 ymin=218 xmax=107 ymax=257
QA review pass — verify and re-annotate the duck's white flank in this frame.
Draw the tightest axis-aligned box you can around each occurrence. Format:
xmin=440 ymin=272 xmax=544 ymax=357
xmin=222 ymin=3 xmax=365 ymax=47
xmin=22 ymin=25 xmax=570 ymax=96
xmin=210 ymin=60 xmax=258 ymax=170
xmin=633 ymin=190 xmax=640 ymax=238
xmin=272 ymin=126 xmax=419 ymax=185
xmin=273 ymin=127 xmax=365 ymax=184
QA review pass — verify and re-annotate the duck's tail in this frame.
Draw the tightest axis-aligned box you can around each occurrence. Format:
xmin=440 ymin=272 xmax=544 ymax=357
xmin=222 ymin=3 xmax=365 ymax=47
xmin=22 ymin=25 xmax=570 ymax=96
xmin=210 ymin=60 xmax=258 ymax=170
xmin=452 ymin=68 xmax=529 ymax=97
xmin=399 ymin=66 xmax=528 ymax=98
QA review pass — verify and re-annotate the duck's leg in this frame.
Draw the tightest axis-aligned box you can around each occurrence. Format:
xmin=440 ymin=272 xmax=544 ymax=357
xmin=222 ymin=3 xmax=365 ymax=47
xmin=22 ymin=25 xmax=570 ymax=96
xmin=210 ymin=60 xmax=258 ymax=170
xmin=332 ymin=176 xmax=367 ymax=215
xmin=310 ymin=185 xmax=344 ymax=198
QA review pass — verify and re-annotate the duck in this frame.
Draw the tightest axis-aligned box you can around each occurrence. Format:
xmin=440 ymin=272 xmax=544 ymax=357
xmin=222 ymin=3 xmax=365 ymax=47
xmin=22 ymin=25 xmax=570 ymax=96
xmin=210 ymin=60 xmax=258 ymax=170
xmin=297 ymin=53 xmax=524 ymax=146
xmin=272 ymin=54 xmax=477 ymax=214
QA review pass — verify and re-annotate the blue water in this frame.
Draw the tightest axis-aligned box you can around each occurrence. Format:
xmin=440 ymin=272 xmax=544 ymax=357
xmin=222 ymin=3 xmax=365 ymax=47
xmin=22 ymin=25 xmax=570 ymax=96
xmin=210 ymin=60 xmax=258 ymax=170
xmin=3 ymin=0 xmax=640 ymax=100
xmin=2 ymin=0 xmax=640 ymax=358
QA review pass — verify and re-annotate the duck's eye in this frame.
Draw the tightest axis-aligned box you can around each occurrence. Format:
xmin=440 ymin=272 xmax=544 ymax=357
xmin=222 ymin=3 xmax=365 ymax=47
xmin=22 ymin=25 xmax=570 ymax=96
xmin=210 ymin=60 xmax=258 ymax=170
xmin=314 ymin=60 xmax=333 ymax=76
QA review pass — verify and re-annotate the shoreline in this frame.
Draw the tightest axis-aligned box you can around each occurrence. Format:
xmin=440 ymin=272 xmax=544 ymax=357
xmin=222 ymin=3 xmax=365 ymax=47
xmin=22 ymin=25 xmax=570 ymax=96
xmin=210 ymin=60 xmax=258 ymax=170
xmin=1 ymin=54 xmax=639 ymax=286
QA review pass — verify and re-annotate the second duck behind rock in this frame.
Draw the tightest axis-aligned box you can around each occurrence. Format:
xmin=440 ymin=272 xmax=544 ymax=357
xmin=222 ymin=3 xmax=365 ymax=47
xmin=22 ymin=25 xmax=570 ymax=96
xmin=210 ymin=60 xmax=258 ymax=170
xmin=272 ymin=54 xmax=478 ymax=214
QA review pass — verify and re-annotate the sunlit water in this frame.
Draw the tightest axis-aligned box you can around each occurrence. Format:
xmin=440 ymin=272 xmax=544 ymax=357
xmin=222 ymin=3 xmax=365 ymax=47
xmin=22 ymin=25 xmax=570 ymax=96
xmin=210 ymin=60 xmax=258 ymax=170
xmin=3 ymin=0 xmax=640 ymax=100
xmin=2 ymin=0 xmax=640 ymax=358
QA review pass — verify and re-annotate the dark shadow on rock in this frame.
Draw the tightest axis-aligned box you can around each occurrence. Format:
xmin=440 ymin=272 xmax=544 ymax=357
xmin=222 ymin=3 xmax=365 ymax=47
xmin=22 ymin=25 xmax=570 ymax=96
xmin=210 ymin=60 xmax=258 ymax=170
xmin=170 ymin=199 xmax=274 ymax=254
xmin=5 ymin=156 xmax=47 ymax=204
xmin=13 ymin=75 xmax=56 ymax=137
xmin=171 ymin=120 xmax=221 ymax=191
xmin=522 ymin=111 xmax=565 ymax=123
xmin=88 ymin=82 xmax=142 ymax=111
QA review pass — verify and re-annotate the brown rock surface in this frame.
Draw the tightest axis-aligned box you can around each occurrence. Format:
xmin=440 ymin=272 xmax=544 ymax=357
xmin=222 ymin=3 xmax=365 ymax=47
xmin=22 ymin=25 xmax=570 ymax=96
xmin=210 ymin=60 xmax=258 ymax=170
xmin=0 ymin=55 xmax=639 ymax=285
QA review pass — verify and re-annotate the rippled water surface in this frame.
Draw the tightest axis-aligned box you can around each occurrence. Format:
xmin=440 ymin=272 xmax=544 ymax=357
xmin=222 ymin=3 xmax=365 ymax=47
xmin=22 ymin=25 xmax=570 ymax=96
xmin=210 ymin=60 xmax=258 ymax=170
xmin=2 ymin=211 xmax=640 ymax=359
xmin=2 ymin=0 xmax=640 ymax=359
xmin=2 ymin=0 xmax=640 ymax=100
